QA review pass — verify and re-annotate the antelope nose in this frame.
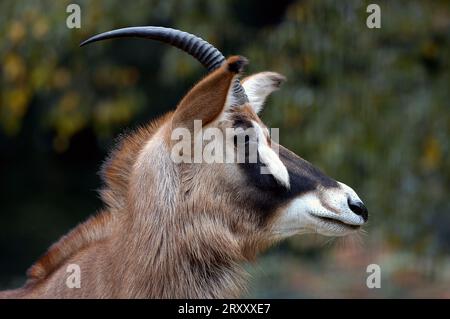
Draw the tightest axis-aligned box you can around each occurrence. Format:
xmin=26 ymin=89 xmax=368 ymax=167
xmin=347 ymin=198 xmax=368 ymax=222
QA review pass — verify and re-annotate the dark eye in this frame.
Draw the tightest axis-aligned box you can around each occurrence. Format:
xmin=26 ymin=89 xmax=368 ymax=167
xmin=233 ymin=135 xmax=250 ymax=147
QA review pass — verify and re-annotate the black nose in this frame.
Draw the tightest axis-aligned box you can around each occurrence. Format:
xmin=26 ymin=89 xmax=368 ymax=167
xmin=347 ymin=198 xmax=368 ymax=222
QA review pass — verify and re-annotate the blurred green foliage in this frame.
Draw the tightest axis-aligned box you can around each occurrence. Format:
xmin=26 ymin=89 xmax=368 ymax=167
xmin=0 ymin=0 xmax=449 ymax=296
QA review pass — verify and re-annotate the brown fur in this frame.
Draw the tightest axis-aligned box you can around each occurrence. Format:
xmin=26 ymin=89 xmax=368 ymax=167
xmin=0 ymin=57 xmax=278 ymax=299
xmin=172 ymin=56 xmax=243 ymax=133
xmin=101 ymin=112 xmax=173 ymax=211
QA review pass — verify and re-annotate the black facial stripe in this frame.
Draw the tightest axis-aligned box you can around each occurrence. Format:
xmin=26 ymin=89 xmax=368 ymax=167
xmin=239 ymin=163 xmax=291 ymax=225
xmin=237 ymin=144 xmax=339 ymax=225
xmin=278 ymin=146 xmax=339 ymax=191
xmin=230 ymin=112 xmax=339 ymax=224
xmin=232 ymin=112 xmax=337 ymax=189
xmin=232 ymin=114 xmax=253 ymax=130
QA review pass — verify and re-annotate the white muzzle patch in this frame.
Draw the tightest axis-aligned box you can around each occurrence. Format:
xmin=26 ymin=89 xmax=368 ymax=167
xmin=272 ymin=182 xmax=366 ymax=238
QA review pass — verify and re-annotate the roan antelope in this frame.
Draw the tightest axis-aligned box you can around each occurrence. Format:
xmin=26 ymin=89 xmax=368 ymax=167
xmin=0 ymin=26 xmax=368 ymax=298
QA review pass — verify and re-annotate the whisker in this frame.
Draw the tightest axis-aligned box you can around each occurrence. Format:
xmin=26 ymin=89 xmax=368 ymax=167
xmin=321 ymin=236 xmax=337 ymax=248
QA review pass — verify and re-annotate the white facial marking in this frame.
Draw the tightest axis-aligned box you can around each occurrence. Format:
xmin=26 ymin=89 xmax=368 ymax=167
xmin=271 ymin=193 xmax=319 ymax=238
xmin=251 ymin=121 xmax=290 ymax=188
xmin=338 ymin=181 xmax=362 ymax=203
xmin=273 ymin=182 xmax=366 ymax=238
xmin=242 ymin=72 xmax=286 ymax=114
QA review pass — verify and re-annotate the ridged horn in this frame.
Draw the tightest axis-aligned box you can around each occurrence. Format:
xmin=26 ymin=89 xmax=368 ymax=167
xmin=80 ymin=26 xmax=248 ymax=105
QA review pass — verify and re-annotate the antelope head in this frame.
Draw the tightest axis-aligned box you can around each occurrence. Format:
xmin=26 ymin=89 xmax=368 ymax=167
xmin=82 ymin=27 xmax=368 ymax=264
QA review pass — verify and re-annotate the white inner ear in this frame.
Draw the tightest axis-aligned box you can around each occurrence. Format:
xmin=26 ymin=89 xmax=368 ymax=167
xmin=242 ymin=72 xmax=285 ymax=114
xmin=252 ymin=121 xmax=290 ymax=188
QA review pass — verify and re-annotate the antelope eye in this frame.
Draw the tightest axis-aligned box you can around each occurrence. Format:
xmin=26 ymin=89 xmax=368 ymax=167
xmin=233 ymin=134 xmax=252 ymax=147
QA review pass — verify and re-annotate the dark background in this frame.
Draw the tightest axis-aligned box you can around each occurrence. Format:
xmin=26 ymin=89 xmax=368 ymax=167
xmin=0 ymin=0 xmax=449 ymax=297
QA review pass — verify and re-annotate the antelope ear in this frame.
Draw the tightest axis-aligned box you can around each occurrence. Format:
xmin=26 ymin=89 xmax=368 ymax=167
xmin=242 ymin=72 xmax=286 ymax=114
xmin=172 ymin=55 xmax=248 ymax=133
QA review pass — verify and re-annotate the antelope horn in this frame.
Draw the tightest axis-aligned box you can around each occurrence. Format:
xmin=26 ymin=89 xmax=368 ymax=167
xmin=80 ymin=26 xmax=248 ymax=105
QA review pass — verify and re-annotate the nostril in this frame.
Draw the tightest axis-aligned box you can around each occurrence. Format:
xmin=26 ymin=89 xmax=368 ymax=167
xmin=347 ymin=198 xmax=368 ymax=222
